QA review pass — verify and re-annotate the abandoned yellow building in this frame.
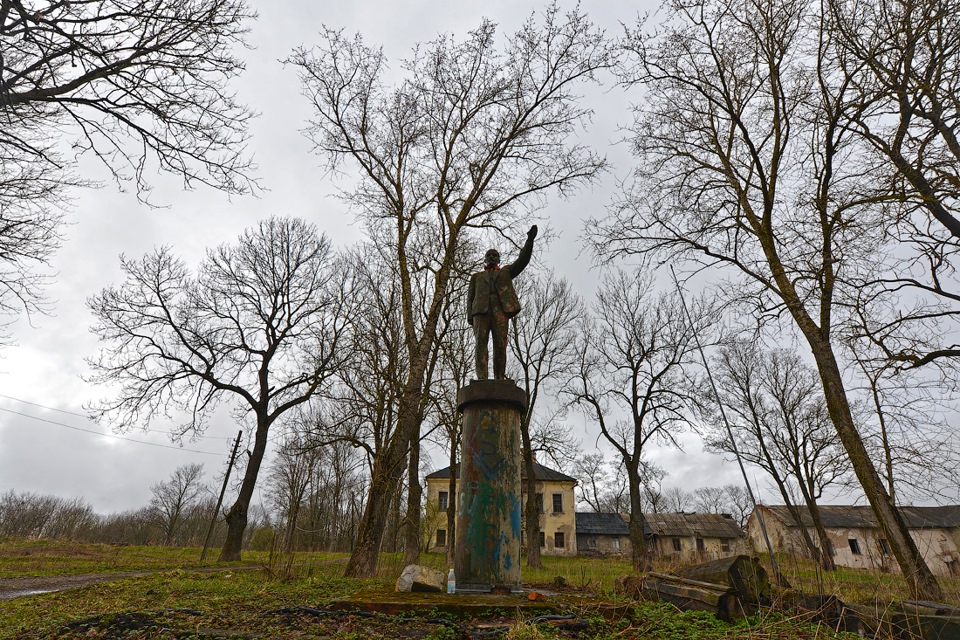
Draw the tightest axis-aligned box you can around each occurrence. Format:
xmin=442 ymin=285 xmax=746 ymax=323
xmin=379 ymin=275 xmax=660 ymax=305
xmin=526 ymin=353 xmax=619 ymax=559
xmin=424 ymin=462 xmax=578 ymax=556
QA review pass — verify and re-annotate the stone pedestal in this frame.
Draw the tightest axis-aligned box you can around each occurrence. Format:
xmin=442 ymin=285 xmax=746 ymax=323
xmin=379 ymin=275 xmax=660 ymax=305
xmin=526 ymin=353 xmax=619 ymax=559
xmin=454 ymin=379 xmax=527 ymax=593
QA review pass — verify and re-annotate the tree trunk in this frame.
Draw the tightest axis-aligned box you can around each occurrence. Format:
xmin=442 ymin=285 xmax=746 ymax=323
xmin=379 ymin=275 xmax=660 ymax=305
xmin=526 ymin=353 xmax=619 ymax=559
xmin=758 ymin=226 xmax=943 ymax=599
xmin=219 ymin=419 xmax=270 ymax=562
xmin=628 ymin=473 xmax=652 ymax=573
xmin=521 ymin=427 xmax=543 ymax=569
xmin=446 ymin=436 xmax=457 ymax=566
xmin=344 ymin=414 xmax=414 ymax=576
xmin=777 ymin=486 xmax=824 ymax=566
xmin=754 ymin=432 xmax=824 ymax=566
xmin=803 ymin=329 xmax=942 ymax=599
xmin=283 ymin=498 xmax=301 ymax=553
xmin=806 ymin=498 xmax=836 ymax=571
xmin=403 ymin=431 xmax=422 ymax=566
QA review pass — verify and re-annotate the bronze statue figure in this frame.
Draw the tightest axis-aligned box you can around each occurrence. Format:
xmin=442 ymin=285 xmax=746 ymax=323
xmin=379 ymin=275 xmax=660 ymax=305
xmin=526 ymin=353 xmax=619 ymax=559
xmin=467 ymin=225 xmax=538 ymax=380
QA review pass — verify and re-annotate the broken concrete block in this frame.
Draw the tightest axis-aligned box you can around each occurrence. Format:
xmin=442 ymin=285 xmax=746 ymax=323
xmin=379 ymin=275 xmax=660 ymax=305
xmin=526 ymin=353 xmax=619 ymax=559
xmin=396 ymin=564 xmax=446 ymax=593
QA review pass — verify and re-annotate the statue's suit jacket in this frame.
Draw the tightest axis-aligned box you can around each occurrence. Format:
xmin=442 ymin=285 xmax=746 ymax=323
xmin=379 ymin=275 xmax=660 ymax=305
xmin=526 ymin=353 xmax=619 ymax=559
xmin=467 ymin=234 xmax=535 ymax=325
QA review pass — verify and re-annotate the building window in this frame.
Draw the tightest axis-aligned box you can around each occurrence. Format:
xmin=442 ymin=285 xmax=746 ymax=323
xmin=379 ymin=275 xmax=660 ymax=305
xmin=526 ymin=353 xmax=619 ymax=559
xmin=436 ymin=529 xmax=447 ymax=547
xmin=849 ymin=539 xmax=862 ymax=555
xmin=612 ymin=537 xmax=621 ymax=551
xmin=696 ymin=538 xmax=705 ymax=552
xmin=583 ymin=537 xmax=597 ymax=550
xmin=552 ymin=493 xmax=563 ymax=513
xmin=672 ymin=538 xmax=682 ymax=552
xmin=438 ymin=491 xmax=448 ymax=511
xmin=536 ymin=493 xmax=544 ymax=513
xmin=721 ymin=540 xmax=731 ymax=553
xmin=555 ymin=532 xmax=565 ymax=548
xmin=539 ymin=531 xmax=545 ymax=547
xmin=878 ymin=538 xmax=891 ymax=555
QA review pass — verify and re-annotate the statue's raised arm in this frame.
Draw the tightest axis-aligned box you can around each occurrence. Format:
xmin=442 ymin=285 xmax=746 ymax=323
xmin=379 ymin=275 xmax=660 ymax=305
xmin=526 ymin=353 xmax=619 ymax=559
xmin=507 ymin=225 xmax=538 ymax=278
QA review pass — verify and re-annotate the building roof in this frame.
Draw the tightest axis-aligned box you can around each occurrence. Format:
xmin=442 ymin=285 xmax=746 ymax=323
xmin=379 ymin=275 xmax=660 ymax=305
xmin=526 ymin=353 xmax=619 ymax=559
xmin=575 ymin=512 xmax=745 ymax=539
xmin=756 ymin=504 xmax=960 ymax=530
xmin=426 ymin=462 xmax=577 ymax=483
xmin=576 ymin=512 xmax=630 ymax=535
xmin=644 ymin=512 xmax=745 ymax=539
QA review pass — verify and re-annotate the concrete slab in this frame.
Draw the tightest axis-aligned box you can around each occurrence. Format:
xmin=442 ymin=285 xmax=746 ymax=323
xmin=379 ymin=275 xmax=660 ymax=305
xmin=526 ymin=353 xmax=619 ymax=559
xmin=328 ymin=588 xmax=562 ymax=617
xmin=327 ymin=587 xmax=632 ymax=619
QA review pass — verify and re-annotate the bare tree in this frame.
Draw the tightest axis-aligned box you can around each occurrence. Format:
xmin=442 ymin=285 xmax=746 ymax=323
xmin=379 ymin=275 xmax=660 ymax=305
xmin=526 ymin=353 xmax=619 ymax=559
xmin=639 ymin=462 xmax=667 ymax=514
xmin=595 ymin=0 xmax=944 ymax=598
xmin=691 ymin=487 xmax=727 ymax=515
xmin=574 ymin=453 xmax=630 ymax=513
xmin=0 ymin=0 xmax=256 ymax=340
xmin=573 ymin=453 xmax=608 ymax=512
xmin=510 ymin=272 xmax=584 ymax=568
xmin=829 ymin=0 xmax=960 ymax=240
xmin=722 ymin=485 xmax=753 ymax=528
xmin=706 ymin=342 xmax=845 ymax=570
xmin=426 ymin=295 xmax=472 ymax=564
xmin=662 ymin=486 xmax=693 ymax=513
xmin=569 ymin=271 xmax=707 ymax=571
xmin=266 ymin=434 xmax=318 ymax=553
xmin=289 ymin=5 xmax=610 ymax=577
xmin=690 ymin=485 xmax=751 ymax=526
xmin=850 ymin=354 xmax=960 ymax=503
xmin=88 ymin=217 xmax=352 ymax=561
xmin=0 ymin=490 xmax=97 ymax=540
xmin=149 ymin=463 xmax=207 ymax=546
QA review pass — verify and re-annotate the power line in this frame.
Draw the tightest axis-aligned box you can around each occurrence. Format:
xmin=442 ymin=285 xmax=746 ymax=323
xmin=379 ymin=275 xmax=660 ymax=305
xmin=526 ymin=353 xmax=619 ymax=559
xmin=0 ymin=393 xmax=89 ymax=418
xmin=0 ymin=393 xmax=220 ymax=439
xmin=0 ymin=407 xmax=222 ymax=455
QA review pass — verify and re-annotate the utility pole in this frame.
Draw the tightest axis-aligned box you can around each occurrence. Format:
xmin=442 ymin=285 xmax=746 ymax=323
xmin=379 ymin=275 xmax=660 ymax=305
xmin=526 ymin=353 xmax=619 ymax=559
xmin=200 ymin=430 xmax=243 ymax=561
xmin=669 ymin=266 xmax=786 ymax=586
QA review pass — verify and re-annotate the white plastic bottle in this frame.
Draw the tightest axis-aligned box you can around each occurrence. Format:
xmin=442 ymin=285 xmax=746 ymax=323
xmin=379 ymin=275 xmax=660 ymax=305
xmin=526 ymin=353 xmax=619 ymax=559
xmin=447 ymin=568 xmax=456 ymax=594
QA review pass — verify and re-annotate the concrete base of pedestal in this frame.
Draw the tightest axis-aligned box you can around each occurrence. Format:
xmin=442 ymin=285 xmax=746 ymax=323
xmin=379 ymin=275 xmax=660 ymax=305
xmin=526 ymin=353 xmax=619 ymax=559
xmin=454 ymin=379 xmax=527 ymax=593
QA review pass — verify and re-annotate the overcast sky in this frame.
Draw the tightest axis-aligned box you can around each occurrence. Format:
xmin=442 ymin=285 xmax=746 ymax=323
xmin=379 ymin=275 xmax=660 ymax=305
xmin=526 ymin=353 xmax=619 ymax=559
xmin=0 ymin=0 xmax=815 ymax=515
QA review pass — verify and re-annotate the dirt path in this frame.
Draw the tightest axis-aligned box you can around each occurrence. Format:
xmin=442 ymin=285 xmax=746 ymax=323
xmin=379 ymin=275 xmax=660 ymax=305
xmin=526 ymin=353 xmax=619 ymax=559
xmin=0 ymin=565 xmax=259 ymax=601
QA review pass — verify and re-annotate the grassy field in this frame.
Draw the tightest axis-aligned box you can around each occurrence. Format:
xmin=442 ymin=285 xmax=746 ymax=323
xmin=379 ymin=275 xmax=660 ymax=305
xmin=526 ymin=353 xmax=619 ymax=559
xmin=0 ymin=539 xmax=927 ymax=639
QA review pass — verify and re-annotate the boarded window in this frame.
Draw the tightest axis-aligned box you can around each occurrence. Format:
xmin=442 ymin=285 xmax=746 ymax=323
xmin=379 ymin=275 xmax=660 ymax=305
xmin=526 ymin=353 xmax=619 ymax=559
xmin=555 ymin=532 xmax=565 ymax=548
xmin=436 ymin=529 xmax=446 ymax=547
xmin=536 ymin=493 xmax=544 ymax=513
xmin=583 ymin=536 xmax=597 ymax=550
xmin=849 ymin=539 xmax=861 ymax=555
xmin=438 ymin=491 xmax=448 ymax=511
xmin=552 ymin=493 xmax=563 ymax=513
xmin=878 ymin=538 xmax=891 ymax=555
xmin=696 ymin=538 xmax=705 ymax=552
xmin=672 ymin=538 xmax=682 ymax=552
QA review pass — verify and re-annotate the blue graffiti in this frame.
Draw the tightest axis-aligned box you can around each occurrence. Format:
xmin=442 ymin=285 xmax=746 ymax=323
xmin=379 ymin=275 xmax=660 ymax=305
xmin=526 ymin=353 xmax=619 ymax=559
xmin=509 ymin=494 xmax=522 ymax=536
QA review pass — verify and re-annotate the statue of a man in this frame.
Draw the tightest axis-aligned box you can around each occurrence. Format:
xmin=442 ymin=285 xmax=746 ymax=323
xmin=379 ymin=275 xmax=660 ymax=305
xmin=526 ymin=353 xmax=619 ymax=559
xmin=467 ymin=225 xmax=538 ymax=380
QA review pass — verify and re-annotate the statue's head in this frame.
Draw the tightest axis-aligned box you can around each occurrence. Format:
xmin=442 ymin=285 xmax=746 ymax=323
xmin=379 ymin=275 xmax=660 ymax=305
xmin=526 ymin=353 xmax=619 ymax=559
xmin=484 ymin=249 xmax=500 ymax=268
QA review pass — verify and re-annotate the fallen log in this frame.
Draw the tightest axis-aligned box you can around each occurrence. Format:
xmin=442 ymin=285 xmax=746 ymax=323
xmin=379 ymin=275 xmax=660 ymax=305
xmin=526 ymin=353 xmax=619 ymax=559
xmin=643 ymin=572 xmax=745 ymax=621
xmin=674 ymin=555 xmax=771 ymax=604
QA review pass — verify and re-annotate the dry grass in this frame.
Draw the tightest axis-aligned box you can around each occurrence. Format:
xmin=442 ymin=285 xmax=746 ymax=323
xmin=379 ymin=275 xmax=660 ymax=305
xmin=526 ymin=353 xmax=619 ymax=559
xmin=0 ymin=537 xmax=271 ymax=577
xmin=758 ymin=552 xmax=960 ymax=606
